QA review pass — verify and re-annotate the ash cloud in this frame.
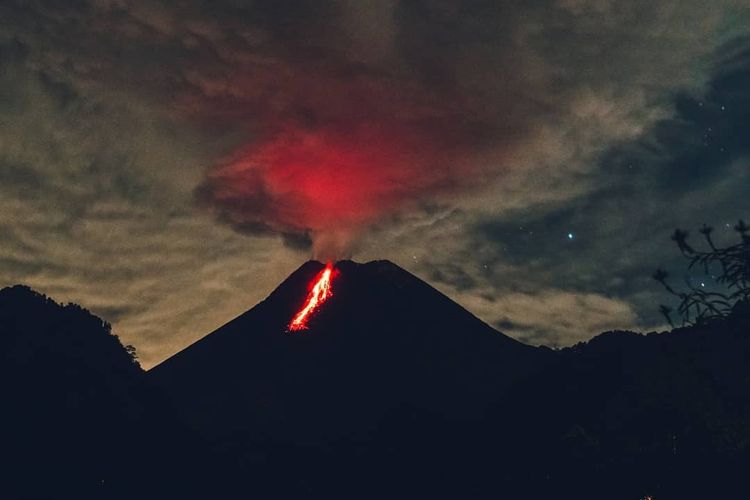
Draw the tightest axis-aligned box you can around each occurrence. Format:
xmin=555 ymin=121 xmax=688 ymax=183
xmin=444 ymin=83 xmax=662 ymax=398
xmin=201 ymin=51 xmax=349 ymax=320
xmin=1 ymin=0 xmax=749 ymax=363
xmin=182 ymin=0 xmax=747 ymax=258
xmin=5 ymin=0 xmax=741 ymax=258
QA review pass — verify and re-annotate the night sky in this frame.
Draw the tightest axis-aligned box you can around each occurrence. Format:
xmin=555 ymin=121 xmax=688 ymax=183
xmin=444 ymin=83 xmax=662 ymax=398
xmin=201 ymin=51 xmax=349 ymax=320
xmin=1 ymin=1 xmax=749 ymax=368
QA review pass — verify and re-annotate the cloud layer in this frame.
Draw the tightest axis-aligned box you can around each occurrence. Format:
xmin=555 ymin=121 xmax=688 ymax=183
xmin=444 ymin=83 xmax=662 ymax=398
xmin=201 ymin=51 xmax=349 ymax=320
xmin=189 ymin=0 xmax=748 ymax=257
xmin=0 ymin=0 xmax=748 ymax=365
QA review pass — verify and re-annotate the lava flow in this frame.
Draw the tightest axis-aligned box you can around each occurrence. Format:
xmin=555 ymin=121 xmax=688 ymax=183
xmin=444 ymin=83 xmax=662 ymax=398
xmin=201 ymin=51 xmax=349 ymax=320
xmin=288 ymin=262 xmax=336 ymax=331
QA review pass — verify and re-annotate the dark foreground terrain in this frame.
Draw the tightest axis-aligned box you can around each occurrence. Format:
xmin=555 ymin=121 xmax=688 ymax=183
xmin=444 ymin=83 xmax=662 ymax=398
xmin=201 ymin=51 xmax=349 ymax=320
xmin=2 ymin=260 xmax=749 ymax=499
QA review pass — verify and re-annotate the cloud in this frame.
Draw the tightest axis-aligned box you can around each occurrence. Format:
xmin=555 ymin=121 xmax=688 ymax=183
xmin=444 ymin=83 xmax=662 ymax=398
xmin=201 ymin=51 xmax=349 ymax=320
xmin=0 ymin=0 xmax=749 ymax=365
xmin=178 ymin=0 xmax=748 ymax=257
xmin=0 ymin=36 xmax=300 ymax=367
xmin=461 ymin=288 xmax=639 ymax=347
xmin=4 ymin=1 xmax=746 ymax=253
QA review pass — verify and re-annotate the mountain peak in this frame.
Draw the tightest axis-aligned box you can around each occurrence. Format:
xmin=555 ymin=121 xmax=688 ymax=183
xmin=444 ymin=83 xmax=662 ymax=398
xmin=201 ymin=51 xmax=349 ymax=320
xmin=214 ymin=258 xmax=525 ymax=344
xmin=151 ymin=258 xmax=546 ymax=444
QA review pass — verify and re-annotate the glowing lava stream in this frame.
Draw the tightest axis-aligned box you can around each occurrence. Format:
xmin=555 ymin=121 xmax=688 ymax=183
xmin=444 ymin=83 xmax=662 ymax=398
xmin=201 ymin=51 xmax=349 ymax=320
xmin=288 ymin=262 xmax=335 ymax=331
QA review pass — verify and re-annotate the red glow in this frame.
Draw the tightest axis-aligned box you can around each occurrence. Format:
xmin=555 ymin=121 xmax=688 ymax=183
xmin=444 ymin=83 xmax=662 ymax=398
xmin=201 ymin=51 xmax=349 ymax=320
xmin=199 ymin=122 xmax=481 ymax=259
xmin=288 ymin=262 xmax=336 ymax=331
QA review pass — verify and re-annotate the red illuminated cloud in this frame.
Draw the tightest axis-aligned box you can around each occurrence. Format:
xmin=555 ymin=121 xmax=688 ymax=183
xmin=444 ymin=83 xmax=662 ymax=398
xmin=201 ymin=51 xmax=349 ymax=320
xmin=196 ymin=73 xmax=491 ymax=258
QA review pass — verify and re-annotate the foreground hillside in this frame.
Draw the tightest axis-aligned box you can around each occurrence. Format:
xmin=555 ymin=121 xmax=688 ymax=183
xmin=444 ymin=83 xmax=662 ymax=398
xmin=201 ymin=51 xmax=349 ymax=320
xmin=149 ymin=261 xmax=750 ymax=499
xmin=0 ymin=286 xmax=208 ymax=499
xmin=498 ymin=301 xmax=750 ymax=499
xmin=1 ymin=275 xmax=748 ymax=499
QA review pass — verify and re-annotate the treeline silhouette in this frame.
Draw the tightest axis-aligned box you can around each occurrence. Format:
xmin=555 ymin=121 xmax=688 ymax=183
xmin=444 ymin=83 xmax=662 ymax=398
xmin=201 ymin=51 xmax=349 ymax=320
xmin=497 ymin=303 xmax=750 ymax=499
xmin=654 ymin=220 xmax=750 ymax=326
xmin=0 ymin=286 xmax=212 ymax=499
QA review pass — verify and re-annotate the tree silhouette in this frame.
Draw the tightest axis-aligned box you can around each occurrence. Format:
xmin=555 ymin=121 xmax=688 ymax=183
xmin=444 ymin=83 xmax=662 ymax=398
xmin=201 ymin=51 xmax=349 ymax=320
xmin=653 ymin=220 xmax=750 ymax=326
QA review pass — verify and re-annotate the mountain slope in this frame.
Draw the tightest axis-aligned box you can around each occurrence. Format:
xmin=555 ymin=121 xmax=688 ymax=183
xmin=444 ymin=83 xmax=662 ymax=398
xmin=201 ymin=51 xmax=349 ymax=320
xmin=151 ymin=260 xmax=546 ymax=436
xmin=149 ymin=261 xmax=750 ymax=499
xmin=3 ymin=272 xmax=748 ymax=499
xmin=496 ymin=305 xmax=750 ymax=499
xmin=0 ymin=285 xmax=208 ymax=499
xmin=149 ymin=260 xmax=550 ymax=495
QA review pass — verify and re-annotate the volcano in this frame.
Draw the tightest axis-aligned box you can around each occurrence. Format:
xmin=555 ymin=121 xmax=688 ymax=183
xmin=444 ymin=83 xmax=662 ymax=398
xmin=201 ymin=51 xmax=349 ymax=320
xmin=149 ymin=260 xmax=549 ymax=495
xmin=151 ymin=260 xmax=546 ymax=433
xmin=7 ymin=262 xmax=749 ymax=499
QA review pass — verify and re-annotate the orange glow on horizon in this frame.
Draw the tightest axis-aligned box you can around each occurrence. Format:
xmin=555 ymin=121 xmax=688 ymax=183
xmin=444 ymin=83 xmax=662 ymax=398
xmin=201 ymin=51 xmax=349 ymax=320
xmin=288 ymin=262 xmax=335 ymax=331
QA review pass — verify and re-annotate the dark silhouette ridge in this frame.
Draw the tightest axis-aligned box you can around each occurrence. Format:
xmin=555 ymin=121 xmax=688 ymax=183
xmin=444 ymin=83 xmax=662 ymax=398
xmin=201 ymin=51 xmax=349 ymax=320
xmin=149 ymin=259 xmax=551 ymax=497
xmin=0 ymin=286 xmax=211 ymax=499
xmin=151 ymin=259 xmax=545 ymax=433
xmin=3 ymin=262 xmax=750 ymax=499
xmin=496 ymin=306 xmax=750 ymax=499
xmin=149 ymin=260 xmax=750 ymax=499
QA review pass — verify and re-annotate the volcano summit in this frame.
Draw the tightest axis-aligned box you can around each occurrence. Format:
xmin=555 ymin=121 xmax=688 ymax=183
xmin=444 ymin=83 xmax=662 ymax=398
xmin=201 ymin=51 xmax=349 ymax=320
xmin=149 ymin=260 xmax=547 ymax=495
xmin=151 ymin=260 xmax=544 ymax=437
xmin=145 ymin=259 xmax=750 ymax=499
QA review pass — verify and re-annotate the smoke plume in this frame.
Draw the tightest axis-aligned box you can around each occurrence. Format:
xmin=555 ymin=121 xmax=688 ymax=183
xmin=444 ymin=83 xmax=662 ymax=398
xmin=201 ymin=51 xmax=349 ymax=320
xmin=194 ymin=58 xmax=498 ymax=259
xmin=189 ymin=0 xmax=741 ymax=259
